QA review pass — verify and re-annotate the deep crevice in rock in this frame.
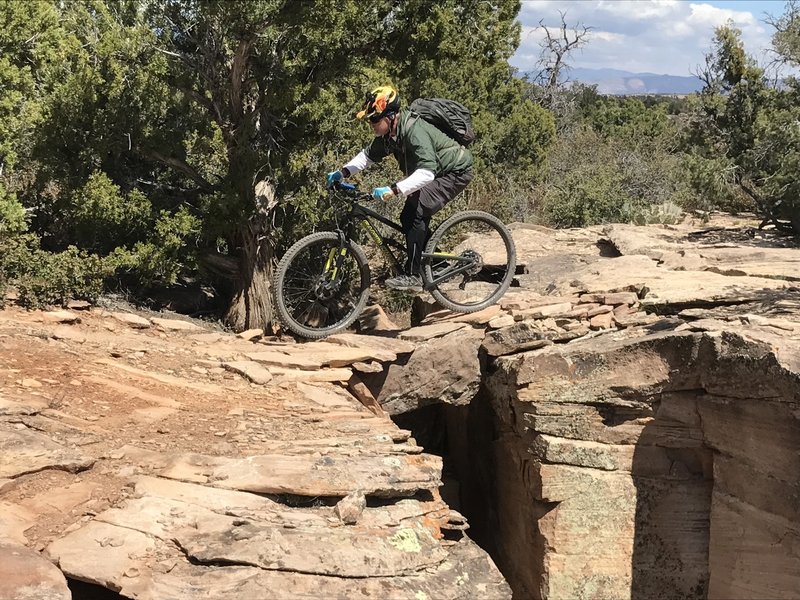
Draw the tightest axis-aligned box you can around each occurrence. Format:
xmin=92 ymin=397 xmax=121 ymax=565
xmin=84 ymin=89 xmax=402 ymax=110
xmin=390 ymin=329 xmax=799 ymax=599
xmin=67 ymin=578 xmax=125 ymax=599
xmin=389 ymin=390 xmax=508 ymax=583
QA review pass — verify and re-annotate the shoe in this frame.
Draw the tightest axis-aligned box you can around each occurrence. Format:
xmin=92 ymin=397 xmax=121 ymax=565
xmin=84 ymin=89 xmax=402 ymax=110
xmin=385 ymin=274 xmax=423 ymax=292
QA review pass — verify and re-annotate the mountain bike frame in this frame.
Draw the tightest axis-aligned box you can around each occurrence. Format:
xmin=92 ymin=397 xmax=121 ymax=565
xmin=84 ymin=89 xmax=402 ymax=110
xmin=327 ymin=182 xmax=479 ymax=291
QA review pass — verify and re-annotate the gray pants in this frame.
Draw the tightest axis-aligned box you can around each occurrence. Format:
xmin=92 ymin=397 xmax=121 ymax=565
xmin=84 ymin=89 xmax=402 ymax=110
xmin=400 ymin=169 xmax=473 ymax=275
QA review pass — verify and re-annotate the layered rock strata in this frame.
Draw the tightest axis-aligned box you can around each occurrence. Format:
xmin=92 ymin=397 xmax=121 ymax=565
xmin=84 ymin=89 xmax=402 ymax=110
xmin=476 ymin=325 xmax=800 ymax=599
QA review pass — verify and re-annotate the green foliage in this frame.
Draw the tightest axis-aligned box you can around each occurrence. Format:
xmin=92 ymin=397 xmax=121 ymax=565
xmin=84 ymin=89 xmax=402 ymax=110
xmin=626 ymin=201 xmax=684 ymax=226
xmin=0 ymin=185 xmax=27 ymax=301
xmin=539 ymin=98 xmax=697 ymax=228
xmin=584 ymin=97 xmax=672 ymax=140
xmin=0 ymin=186 xmax=26 ymax=237
xmin=0 ymin=0 xmax=67 ymax=171
xmin=69 ymin=172 xmax=151 ymax=252
xmin=685 ymin=18 xmax=800 ymax=232
xmin=773 ymin=0 xmax=800 ymax=64
xmin=679 ymin=153 xmax=749 ymax=213
xmin=0 ymin=234 xmax=114 ymax=308
xmin=484 ymin=98 xmax=556 ymax=180
xmin=123 ymin=207 xmax=201 ymax=286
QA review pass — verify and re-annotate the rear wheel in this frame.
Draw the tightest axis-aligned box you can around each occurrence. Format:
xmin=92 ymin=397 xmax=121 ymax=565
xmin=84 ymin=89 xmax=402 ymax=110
xmin=274 ymin=232 xmax=371 ymax=339
xmin=422 ymin=211 xmax=516 ymax=313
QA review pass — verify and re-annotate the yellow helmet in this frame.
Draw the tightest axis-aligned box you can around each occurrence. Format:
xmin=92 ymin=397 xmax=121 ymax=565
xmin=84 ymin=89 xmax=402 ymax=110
xmin=356 ymin=85 xmax=400 ymax=122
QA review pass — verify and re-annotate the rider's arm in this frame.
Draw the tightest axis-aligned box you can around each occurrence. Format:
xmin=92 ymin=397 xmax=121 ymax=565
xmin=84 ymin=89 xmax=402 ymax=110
xmin=340 ymin=150 xmax=374 ymax=178
xmin=394 ymin=123 xmax=438 ymax=196
xmin=394 ymin=168 xmax=435 ymax=196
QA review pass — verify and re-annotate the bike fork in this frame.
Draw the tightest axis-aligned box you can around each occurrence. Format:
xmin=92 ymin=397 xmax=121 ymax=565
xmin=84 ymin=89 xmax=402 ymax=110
xmin=324 ymin=246 xmax=349 ymax=279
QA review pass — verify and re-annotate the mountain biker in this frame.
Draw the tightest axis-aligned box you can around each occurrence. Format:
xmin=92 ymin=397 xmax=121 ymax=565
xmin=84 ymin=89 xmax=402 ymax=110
xmin=326 ymin=85 xmax=474 ymax=292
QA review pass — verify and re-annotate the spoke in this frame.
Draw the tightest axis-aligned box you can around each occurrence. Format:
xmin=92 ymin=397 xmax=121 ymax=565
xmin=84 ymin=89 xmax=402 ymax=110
xmin=277 ymin=235 xmax=370 ymax=336
xmin=426 ymin=216 xmax=512 ymax=309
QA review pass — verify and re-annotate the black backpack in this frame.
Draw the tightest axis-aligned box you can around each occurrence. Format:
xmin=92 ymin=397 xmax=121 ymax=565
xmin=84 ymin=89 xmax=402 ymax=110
xmin=408 ymin=98 xmax=476 ymax=147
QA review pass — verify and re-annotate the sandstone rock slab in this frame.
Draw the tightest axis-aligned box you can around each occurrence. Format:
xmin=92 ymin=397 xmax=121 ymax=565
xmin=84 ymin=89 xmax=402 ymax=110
xmin=0 ymin=541 xmax=70 ymax=600
xmin=46 ymin=520 xmax=157 ymax=594
xmin=53 ymin=536 xmax=509 ymax=600
xmin=42 ymin=310 xmax=80 ymax=324
xmin=481 ymin=321 xmax=561 ymax=357
xmin=0 ymin=395 xmax=48 ymax=416
xmin=357 ymin=304 xmax=401 ymax=332
xmin=45 ymin=472 xmax=509 ymax=598
xmin=604 ymin=223 xmax=800 ymax=283
xmin=237 ymin=328 xmax=263 ymax=340
xmin=50 ymin=325 xmax=87 ymax=343
xmin=157 ymin=451 xmax=442 ymax=497
xmin=326 ymin=332 xmax=416 ymax=355
xmin=249 ymin=343 xmax=396 ymax=369
xmin=532 ymin=434 xmax=636 ymax=472
xmin=109 ymin=311 xmax=152 ymax=328
xmin=380 ymin=328 xmax=484 ymax=414
xmin=245 ymin=351 xmax=323 ymax=369
xmin=151 ymin=317 xmax=205 ymax=332
xmin=268 ymin=366 xmax=352 ymax=382
xmin=222 ymin=361 xmax=274 ymax=384
xmin=0 ymin=501 xmax=36 ymax=544
xmin=0 ymin=426 xmax=94 ymax=478
xmin=488 ymin=314 xmax=516 ymax=329
xmin=421 ymin=305 xmax=502 ymax=326
xmin=551 ymin=255 xmax=790 ymax=312
xmin=708 ymin=491 xmax=800 ymax=600
xmin=335 ymin=490 xmax=366 ymax=524
xmin=398 ymin=321 xmax=469 ymax=342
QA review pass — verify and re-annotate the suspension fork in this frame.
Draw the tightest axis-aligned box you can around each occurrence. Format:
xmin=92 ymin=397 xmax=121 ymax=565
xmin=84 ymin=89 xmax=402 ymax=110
xmin=323 ymin=230 xmax=351 ymax=280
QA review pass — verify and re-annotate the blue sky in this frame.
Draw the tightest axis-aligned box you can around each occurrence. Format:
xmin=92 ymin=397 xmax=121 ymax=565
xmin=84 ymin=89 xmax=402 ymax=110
xmin=511 ymin=1 xmax=792 ymax=76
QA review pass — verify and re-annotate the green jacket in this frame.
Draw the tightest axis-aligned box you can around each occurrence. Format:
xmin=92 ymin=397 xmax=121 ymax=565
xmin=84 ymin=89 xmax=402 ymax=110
xmin=364 ymin=109 xmax=473 ymax=177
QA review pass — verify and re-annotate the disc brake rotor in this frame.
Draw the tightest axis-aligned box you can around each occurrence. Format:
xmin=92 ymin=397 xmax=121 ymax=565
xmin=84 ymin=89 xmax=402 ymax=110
xmin=461 ymin=250 xmax=483 ymax=276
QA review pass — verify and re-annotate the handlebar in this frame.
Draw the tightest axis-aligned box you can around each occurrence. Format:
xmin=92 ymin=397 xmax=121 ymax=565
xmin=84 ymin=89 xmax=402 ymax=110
xmin=330 ymin=180 xmax=372 ymax=201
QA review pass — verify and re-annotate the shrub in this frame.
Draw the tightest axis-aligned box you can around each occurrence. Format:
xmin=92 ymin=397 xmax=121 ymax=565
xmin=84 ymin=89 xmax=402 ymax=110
xmin=0 ymin=187 xmax=27 ymax=237
xmin=0 ymin=234 xmax=116 ymax=308
xmin=538 ymin=125 xmax=697 ymax=228
xmin=626 ymin=201 xmax=684 ymax=225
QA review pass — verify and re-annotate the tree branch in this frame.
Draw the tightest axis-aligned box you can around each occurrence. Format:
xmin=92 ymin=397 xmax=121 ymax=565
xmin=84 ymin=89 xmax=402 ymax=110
xmin=141 ymin=149 xmax=217 ymax=192
xmin=230 ymin=38 xmax=253 ymax=126
xmin=535 ymin=12 xmax=592 ymax=103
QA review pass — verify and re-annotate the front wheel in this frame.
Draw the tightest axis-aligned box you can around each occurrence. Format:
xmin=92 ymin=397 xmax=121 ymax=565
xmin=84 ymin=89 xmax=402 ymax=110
xmin=274 ymin=232 xmax=371 ymax=339
xmin=422 ymin=211 xmax=516 ymax=313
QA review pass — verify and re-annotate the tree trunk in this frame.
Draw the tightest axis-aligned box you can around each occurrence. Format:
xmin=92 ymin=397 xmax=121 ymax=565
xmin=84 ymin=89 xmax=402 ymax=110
xmin=225 ymin=229 xmax=274 ymax=332
xmin=788 ymin=208 xmax=800 ymax=236
xmin=224 ymin=181 xmax=278 ymax=332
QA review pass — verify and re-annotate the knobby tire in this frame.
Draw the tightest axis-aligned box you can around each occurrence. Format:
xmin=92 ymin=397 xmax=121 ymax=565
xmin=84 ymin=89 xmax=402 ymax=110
xmin=423 ymin=210 xmax=516 ymax=313
xmin=273 ymin=231 xmax=371 ymax=339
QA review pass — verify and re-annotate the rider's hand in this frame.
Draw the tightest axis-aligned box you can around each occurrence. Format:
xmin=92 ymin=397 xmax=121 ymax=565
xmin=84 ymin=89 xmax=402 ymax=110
xmin=372 ymin=186 xmax=394 ymax=201
xmin=326 ymin=170 xmax=343 ymax=188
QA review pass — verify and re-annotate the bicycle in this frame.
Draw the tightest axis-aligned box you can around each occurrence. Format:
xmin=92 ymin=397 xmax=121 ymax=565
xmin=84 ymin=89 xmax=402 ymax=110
xmin=273 ymin=181 xmax=517 ymax=339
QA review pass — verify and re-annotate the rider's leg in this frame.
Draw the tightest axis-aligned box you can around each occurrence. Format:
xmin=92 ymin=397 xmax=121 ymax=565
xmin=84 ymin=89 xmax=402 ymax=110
xmin=391 ymin=170 xmax=474 ymax=291
xmin=399 ymin=194 xmax=430 ymax=276
xmin=400 ymin=170 xmax=474 ymax=274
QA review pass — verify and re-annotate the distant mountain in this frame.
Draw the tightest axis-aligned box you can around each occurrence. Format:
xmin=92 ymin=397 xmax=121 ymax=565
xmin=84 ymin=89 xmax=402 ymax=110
xmin=566 ymin=67 xmax=703 ymax=95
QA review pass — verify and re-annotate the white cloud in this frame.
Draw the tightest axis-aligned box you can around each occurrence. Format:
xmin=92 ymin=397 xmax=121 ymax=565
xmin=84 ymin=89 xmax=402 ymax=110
xmin=592 ymin=30 xmax=625 ymax=43
xmin=595 ymin=0 xmax=681 ymax=21
xmin=687 ymin=3 xmax=757 ymax=28
xmin=513 ymin=0 xmax=776 ymax=76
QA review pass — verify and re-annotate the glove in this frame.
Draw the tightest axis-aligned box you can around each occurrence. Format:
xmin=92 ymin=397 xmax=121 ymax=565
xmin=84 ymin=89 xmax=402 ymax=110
xmin=326 ymin=170 xmax=343 ymax=188
xmin=372 ymin=186 xmax=394 ymax=201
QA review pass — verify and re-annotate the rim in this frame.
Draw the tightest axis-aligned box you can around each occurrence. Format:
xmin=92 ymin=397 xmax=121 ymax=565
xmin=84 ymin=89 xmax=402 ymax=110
xmin=280 ymin=239 xmax=366 ymax=333
xmin=426 ymin=216 xmax=513 ymax=308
